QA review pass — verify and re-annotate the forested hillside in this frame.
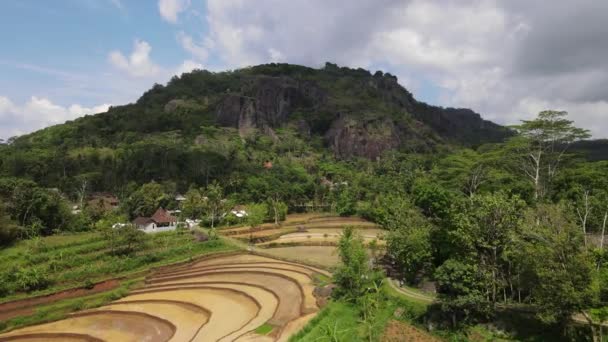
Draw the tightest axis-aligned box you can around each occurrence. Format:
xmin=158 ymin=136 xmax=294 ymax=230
xmin=0 ymin=63 xmax=510 ymax=194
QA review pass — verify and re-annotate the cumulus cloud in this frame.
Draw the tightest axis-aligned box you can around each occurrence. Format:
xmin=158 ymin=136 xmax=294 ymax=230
xmin=177 ymin=31 xmax=212 ymax=61
xmin=108 ymin=40 xmax=161 ymax=77
xmin=197 ymin=0 xmax=608 ymax=137
xmin=159 ymin=0 xmax=190 ymax=23
xmin=0 ymin=96 xmax=110 ymax=138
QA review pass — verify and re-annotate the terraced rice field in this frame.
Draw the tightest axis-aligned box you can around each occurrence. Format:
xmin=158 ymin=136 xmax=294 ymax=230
xmin=223 ymin=215 xmax=384 ymax=248
xmin=0 ymin=253 xmax=330 ymax=342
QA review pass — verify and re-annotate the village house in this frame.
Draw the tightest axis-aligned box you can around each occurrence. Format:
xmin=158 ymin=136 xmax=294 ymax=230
xmin=88 ymin=193 xmax=120 ymax=211
xmin=230 ymin=205 xmax=248 ymax=218
xmin=132 ymin=208 xmax=178 ymax=233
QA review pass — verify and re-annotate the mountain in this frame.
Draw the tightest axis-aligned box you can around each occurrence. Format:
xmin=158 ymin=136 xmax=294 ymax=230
xmin=0 ymin=63 xmax=512 ymax=193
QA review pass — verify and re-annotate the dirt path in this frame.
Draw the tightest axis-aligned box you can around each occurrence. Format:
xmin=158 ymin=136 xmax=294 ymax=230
xmin=387 ymin=278 xmax=435 ymax=303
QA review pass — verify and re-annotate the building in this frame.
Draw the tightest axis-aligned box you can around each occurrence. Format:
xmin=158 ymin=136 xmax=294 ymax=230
xmin=88 ymin=193 xmax=120 ymax=211
xmin=132 ymin=208 xmax=178 ymax=233
xmin=230 ymin=205 xmax=248 ymax=218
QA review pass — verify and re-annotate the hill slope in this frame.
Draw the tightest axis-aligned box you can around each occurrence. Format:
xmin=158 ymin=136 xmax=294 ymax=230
xmin=0 ymin=63 xmax=511 ymax=192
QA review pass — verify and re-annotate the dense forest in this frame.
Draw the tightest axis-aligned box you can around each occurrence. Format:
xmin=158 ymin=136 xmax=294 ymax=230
xmin=1 ymin=63 xmax=608 ymax=339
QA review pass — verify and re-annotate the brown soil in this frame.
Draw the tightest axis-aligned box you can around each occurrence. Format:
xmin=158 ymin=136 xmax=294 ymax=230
xmin=0 ymin=279 xmax=120 ymax=322
xmin=119 ymin=287 xmax=259 ymax=342
xmin=1 ymin=252 xmax=328 ymax=342
xmin=144 ymin=273 xmax=304 ymax=326
xmin=184 ymin=253 xmax=330 ymax=275
xmin=146 ymin=267 xmax=318 ymax=313
xmin=261 ymin=246 xmax=341 ymax=268
xmin=0 ymin=332 xmax=103 ymax=342
xmin=381 ymin=320 xmax=442 ymax=342
xmin=149 ymin=262 xmax=318 ymax=282
xmin=2 ymin=311 xmax=175 ymax=342
xmin=91 ymin=300 xmax=210 ymax=341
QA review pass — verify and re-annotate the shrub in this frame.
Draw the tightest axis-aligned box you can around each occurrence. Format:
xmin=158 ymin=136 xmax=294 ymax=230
xmin=15 ymin=267 xmax=51 ymax=292
xmin=83 ymin=279 xmax=95 ymax=290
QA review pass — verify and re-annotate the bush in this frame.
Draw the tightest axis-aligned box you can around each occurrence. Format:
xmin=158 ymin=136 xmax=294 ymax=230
xmin=15 ymin=267 xmax=52 ymax=292
xmin=83 ymin=279 xmax=95 ymax=290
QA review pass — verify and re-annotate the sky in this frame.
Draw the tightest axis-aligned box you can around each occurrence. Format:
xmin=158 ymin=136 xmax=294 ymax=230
xmin=1 ymin=0 xmax=607 ymax=139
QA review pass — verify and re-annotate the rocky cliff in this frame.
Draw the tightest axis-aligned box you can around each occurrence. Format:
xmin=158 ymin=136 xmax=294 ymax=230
xmin=204 ymin=63 xmax=511 ymax=158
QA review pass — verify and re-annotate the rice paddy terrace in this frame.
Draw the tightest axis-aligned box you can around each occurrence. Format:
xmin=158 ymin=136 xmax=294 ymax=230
xmin=0 ymin=214 xmax=383 ymax=341
xmin=221 ymin=214 xmax=383 ymax=247
xmin=220 ymin=214 xmax=384 ymax=268
xmin=0 ymin=253 xmax=331 ymax=342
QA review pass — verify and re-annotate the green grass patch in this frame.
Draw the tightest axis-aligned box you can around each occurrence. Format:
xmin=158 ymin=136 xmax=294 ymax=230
xmin=0 ymin=231 xmax=239 ymax=303
xmin=255 ymin=323 xmax=275 ymax=335
xmin=313 ymin=273 xmax=331 ymax=287
xmin=289 ymin=301 xmax=360 ymax=342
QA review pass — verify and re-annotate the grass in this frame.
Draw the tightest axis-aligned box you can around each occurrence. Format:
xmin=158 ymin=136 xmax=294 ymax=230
xmin=254 ymin=323 xmax=275 ymax=335
xmin=291 ymin=281 xmax=431 ymax=342
xmin=289 ymin=301 xmax=360 ymax=342
xmin=0 ymin=230 xmax=239 ymax=303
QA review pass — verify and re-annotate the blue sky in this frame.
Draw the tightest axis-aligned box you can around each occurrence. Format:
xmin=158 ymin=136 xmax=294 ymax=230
xmin=1 ymin=0 xmax=607 ymax=139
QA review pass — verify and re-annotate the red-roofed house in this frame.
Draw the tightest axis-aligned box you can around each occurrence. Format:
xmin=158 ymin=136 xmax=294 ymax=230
xmin=132 ymin=208 xmax=178 ymax=233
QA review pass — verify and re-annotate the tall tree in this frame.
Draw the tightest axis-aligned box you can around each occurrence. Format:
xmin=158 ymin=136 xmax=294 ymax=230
xmin=507 ymin=110 xmax=590 ymax=201
xmin=445 ymin=192 xmax=525 ymax=310
xmin=204 ymin=181 xmax=227 ymax=229
xmin=520 ymin=204 xmax=596 ymax=326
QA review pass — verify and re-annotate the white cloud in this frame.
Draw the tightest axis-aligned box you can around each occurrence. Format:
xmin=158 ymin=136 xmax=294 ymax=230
xmin=159 ymin=0 xmax=190 ymax=23
xmin=174 ymin=60 xmax=203 ymax=76
xmin=108 ymin=40 xmax=161 ymax=77
xmin=0 ymin=96 xmax=110 ymax=138
xmin=198 ymin=0 xmax=608 ymax=138
xmin=177 ymin=31 xmax=212 ymax=61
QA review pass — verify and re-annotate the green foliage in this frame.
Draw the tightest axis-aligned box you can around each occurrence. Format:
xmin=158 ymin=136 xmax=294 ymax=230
xmin=0 ymin=201 xmax=20 ymax=246
xmin=14 ymin=266 xmax=52 ymax=292
xmin=246 ymin=203 xmax=268 ymax=228
xmin=123 ymin=181 xmax=169 ymax=218
xmin=519 ymin=204 xmax=596 ymax=324
xmin=412 ymin=178 xmax=454 ymax=220
xmin=387 ymin=223 xmax=433 ymax=284
xmin=507 ymin=110 xmax=591 ymax=200
xmin=435 ymin=259 xmax=491 ymax=325
xmin=254 ymin=323 xmax=274 ymax=335
xmin=203 ymin=181 xmax=228 ymax=228
xmin=181 ymin=187 xmax=206 ymax=219
xmin=333 ymin=227 xmax=383 ymax=301
xmin=0 ymin=230 xmax=235 ymax=299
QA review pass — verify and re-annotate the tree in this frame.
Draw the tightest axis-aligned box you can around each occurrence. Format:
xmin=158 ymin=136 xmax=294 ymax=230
xmin=520 ymin=204 xmax=595 ymax=325
xmin=333 ymin=227 xmax=382 ymax=301
xmin=412 ymin=178 xmax=453 ymax=220
xmin=450 ymin=192 xmax=525 ymax=308
xmin=434 ymin=149 xmax=487 ymax=197
xmin=96 ymin=212 xmax=128 ymax=255
xmin=124 ymin=181 xmax=169 ymax=218
xmin=118 ymin=224 xmax=146 ymax=255
xmin=267 ymin=199 xmax=287 ymax=225
xmin=181 ymin=187 xmax=206 ymax=219
xmin=204 ymin=181 xmax=227 ymax=229
xmin=0 ymin=201 xmax=20 ymax=246
xmin=435 ymin=259 xmax=491 ymax=326
xmin=246 ymin=203 xmax=267 ymax=229
xmin=385 ymin=202 xmax=433 ymax=283
xmin=507 ymin=110 xmax=590 ymax=201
